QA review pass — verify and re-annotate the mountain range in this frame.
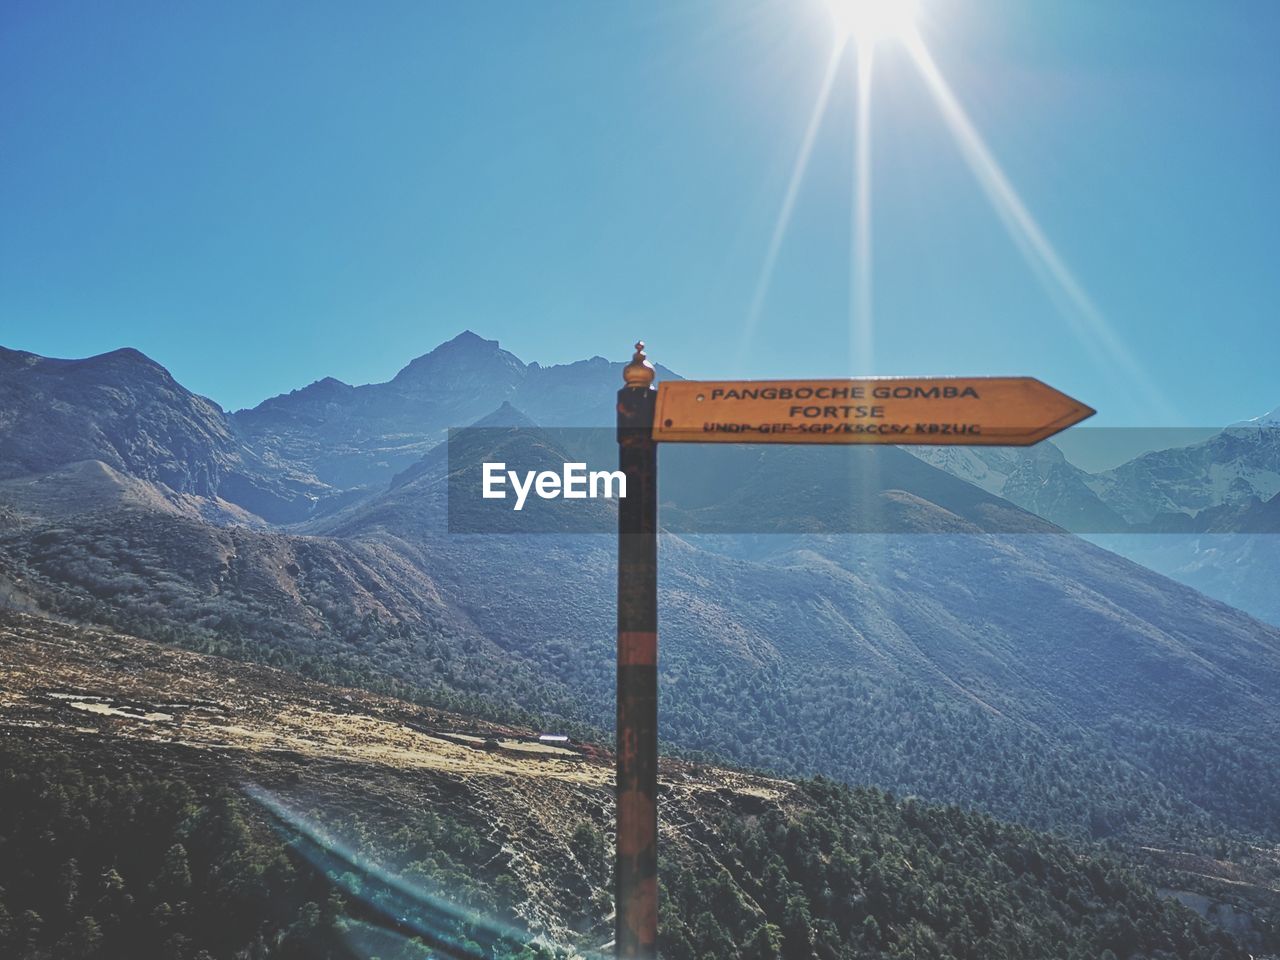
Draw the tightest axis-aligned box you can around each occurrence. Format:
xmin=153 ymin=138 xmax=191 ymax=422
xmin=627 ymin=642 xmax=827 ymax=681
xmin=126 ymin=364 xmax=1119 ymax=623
xmin=234 ymin=331 xmax=679 ymax=497
xmin=0 ymin=333 xmax=679 ymax=524
xmin=911 ymin=425 xmax=1280 ymax=530
xmin=3 ymin=333 xmax=1279 ymax=872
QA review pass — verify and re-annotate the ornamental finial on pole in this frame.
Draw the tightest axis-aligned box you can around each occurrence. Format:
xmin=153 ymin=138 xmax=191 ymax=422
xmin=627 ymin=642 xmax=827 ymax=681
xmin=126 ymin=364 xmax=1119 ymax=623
xmin=623 ymin=340 xmax=656 ymax=389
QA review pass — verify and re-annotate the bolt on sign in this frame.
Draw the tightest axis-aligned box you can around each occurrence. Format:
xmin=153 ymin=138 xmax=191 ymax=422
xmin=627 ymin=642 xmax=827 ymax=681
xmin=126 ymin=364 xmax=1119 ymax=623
xmin=611 ymin=343 xmax=1093 ymax=960
xmin=652 ymin=377 xmax=1095 ymax=445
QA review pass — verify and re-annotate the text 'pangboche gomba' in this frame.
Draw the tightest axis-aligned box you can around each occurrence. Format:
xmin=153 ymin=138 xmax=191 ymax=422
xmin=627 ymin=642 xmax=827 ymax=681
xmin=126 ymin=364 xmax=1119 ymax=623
xmin=651 ymin=377 xmax=1095 ymax=446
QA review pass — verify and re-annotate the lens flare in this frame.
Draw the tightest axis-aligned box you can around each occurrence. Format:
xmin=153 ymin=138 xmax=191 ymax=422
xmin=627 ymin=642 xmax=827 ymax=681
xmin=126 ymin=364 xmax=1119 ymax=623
xmin=244 ymin=787 xmax=597 ymax=959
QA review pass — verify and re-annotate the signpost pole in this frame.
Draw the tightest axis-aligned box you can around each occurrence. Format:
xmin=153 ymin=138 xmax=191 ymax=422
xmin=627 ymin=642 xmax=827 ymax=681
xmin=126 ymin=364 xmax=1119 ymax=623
xmin=609 ymin=348 xmax=1093 ymax=959
xmin=615 ymin=341 xmax=659 ymax=959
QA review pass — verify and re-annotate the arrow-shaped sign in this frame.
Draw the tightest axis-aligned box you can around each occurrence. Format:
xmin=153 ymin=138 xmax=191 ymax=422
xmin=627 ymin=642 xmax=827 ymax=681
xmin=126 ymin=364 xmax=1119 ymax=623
xmin=651 ymin=376 xmax=1094 ymax=446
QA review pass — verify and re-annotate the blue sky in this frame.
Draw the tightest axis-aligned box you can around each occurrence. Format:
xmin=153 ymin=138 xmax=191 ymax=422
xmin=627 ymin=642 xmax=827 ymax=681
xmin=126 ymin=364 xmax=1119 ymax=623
xmin=1 ymin=0 xmax=1277 ymax=424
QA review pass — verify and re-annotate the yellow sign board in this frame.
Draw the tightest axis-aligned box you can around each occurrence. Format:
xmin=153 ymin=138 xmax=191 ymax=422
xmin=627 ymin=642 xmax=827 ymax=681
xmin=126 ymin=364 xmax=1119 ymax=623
xmin=651 ymin=377 xmax=1094 ymax=446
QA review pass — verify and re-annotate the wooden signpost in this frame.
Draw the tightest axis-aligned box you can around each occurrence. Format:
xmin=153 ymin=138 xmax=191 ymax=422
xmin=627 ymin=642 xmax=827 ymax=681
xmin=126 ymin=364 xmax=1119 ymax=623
xmin=653 ymin=376 xmax=1094 ymax=446
xmin=613 ymin=342 xmax=1093 ymax=959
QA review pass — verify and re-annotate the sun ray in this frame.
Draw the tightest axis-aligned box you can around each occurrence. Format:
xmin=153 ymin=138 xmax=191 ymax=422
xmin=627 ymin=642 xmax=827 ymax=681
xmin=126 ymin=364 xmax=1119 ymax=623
xmin=848 ymin=40 xmax=885 ymax=541
xmin=853 ymin=40 xmax=875 ymax=373
xmin=901 ymin=30 xmax=1175 ymax=418
xmin=743 ymin=40 xmax=847 ymax=348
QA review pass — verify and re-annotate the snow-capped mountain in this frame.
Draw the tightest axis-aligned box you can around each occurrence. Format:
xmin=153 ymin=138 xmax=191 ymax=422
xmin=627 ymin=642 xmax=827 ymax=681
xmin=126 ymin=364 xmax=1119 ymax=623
xmin=909 ymin=408 xmax=1280 ymax=626
xmin=912 ymin=412 xmax=1280 ymax=529
xmin=1234 ymin=403 xmax=1280 ymax=428
xmin=1085 ymin=425 xmax=1280 ymax=524
xmin=910 ymin=443 xmax=1126 ymax=532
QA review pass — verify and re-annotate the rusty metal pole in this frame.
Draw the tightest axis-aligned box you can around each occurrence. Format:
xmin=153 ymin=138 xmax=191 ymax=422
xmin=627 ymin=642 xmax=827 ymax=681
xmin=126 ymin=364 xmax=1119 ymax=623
xmin=615 ymin=341 xmax=659 ymax=959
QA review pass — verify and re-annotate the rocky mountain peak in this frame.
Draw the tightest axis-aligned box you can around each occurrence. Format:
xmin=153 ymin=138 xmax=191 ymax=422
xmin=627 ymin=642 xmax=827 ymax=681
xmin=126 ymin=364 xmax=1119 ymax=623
xmin=391 ymin=330 xmax=527 ymax=392
xmin=70 ymin=344 xmax=166 ymax=371
xmin=312 ymin=375 xmax=351 ymax=390
xmin=470 ymin=400 xmax=539 ymax=430
xmin=85 ymin=345 xmax=155 ymax=364
xmin=2 ymin=344 xmax=172 ymax=381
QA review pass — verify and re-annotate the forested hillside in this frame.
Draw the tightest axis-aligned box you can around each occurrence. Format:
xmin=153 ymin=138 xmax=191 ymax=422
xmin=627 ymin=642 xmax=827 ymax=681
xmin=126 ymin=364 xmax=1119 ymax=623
xmin=0 ymin=613 xmax=1265 ymax=960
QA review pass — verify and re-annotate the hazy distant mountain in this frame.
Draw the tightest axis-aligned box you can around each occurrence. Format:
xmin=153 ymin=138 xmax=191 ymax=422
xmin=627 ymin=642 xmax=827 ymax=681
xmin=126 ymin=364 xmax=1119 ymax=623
xmin=1145 ymin=490 xmax=1280 ymax=535
xmin=914 ymin=417 xmax=1280 ymax=530
xmin=912 ymin=416 xmax=1280 ymax=625
xmin=1090 ymin=530 xmax=1280 ymax=630
xmin=1088 ymin=491 xmax=1280 ymax=628
xmin=907 ymin=446 xmax=1023 ymax=495
xmin=911 ymin=442 xmax=1127 ymax=533
xmin=1086 ymin=426 xmax=1280 ymax=524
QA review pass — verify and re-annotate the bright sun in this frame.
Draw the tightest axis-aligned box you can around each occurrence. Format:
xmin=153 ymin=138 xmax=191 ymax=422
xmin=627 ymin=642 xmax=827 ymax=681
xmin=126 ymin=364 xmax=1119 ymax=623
xmin=825 ymin=0 xmax=919 ymax=44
